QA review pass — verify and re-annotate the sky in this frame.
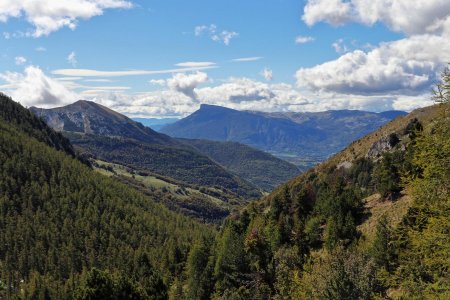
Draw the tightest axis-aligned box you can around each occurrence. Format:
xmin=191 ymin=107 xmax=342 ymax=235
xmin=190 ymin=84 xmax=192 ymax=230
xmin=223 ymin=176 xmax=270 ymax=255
xmin=0 ymin=0 xmax=449 ymax=118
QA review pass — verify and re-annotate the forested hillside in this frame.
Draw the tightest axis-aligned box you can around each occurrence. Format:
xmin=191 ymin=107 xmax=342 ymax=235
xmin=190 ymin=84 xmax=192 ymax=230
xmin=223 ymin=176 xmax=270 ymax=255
xmin=31 ymin=101 xmax=261 ymax=201
xmin=69 ymin=133 xmax=259 ymax=199
xmin=0 ymin=95 xmax=75 ymax=157
xmin=178 ymin=139 xmax=300 ymax=191
xmin=0 ymin=94 xmax=216 ymax=299
xmin=173 ymin=97 xmax=449 ymax=299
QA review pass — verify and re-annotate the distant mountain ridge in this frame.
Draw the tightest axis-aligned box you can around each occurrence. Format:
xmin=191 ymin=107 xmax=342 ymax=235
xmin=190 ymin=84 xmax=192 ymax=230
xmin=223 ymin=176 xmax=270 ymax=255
xmin=30 ymin=101 xmax=261 ymax=200
xmin=132 ymin=117 xmax=179 ymax=131
xmin=161 ymin=104 xmax=407 ymax=168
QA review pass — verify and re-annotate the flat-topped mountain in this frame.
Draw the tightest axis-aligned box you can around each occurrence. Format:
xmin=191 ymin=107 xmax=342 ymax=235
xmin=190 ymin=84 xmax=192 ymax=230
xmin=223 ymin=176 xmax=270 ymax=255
xmin=161 ymin=104 xmax=407 ymax=168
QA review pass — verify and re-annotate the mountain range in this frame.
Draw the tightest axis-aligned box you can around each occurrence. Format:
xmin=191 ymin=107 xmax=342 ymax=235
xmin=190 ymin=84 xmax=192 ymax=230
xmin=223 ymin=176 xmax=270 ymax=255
xmin=1 ymin=91 xmax=448 ymax=298
xmin=30 ymin=101 xmax=303 ymax=221
xmin=161 ymin=104 xmax=407 ymax=168
xmin=31 ymin=100 xmax=299 ymax=191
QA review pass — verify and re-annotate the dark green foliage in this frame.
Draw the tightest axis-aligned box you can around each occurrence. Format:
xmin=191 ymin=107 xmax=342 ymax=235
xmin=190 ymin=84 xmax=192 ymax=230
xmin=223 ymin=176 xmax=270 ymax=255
xmin=0 ymin=93 xmax=75 ymax=156
xmin=184 ymin=238 xmax=214 ymax=300
xmin=388 ymin=115 xmax=450 ymax=297
xmin=213 ymin=222 xmax=249 ymax=296
xmin=403 ymin=117 xmax=423 ymax=138
xmin=349 ymin=158 xmax=374 ymax=192
xmin=0 ymin=97 xmax=215 ymax=298
xmin=388 ymin=133 xmax=400 ymax=147
xmin=73 ymin=268 xmax=147 ymax=300
xmin=178 ymin=139 xmax=299 ymax=191
xmin=372 ymin=151 xmax=404 ymax=198
xmin=369 ymin=216 xmax=395 ymax=271
xmin=133 ymin=253 xmax=167 ymax=300
xmin=300 ymin=246 xmax=378 ymax=300
xmin=195 ymin=162 xmax=365 ymax=297
xmin=70 ymin=134 xmax=260 ymax=199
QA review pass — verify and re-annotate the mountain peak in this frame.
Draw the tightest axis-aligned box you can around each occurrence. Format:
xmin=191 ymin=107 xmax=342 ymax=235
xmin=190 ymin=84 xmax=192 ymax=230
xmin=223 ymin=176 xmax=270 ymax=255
xmin=199 ymin=104 xmax=236 ymax=112
xmin=30 ymin=100 xmax=172 ymax=145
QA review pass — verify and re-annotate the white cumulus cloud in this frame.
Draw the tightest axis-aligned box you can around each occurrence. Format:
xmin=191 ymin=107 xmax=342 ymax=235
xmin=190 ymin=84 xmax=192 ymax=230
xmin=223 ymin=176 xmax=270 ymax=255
xmin=147 ymin=72 xmax=211 ymax=100
xmin=298 ymin=0 xmax=450 ymax=109
xmin=0 ymin=0 xmax=133 ymax=37
xmin=167 ymin=72 xmax=209 ymax=100
xmin=302 ymin=0 xmax=450 ymax=36
xmin=297 ymin=33 xmax=450 ymax=96
xmin=0 ymin=66 xmax=78 ymax=107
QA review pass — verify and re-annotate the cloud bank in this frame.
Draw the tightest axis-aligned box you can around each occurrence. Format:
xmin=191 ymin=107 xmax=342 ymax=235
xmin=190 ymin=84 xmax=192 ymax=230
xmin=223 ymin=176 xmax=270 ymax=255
xmin=302 ymin=0 xmax=450 ymax=35
xmin=297 ymin=35 xmax=450 ymax=95
xmin=297 ymin=0 xmax=450 ymax=109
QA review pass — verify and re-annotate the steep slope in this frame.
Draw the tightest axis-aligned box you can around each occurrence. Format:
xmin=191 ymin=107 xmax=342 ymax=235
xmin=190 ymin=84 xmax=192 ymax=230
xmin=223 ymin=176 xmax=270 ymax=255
xmin=30 ymin=101 xmax=261 ymax=200
xmin=0 ymin=95 xmax=216 ymax=299
xmin=1 ymin=93 xmax=75 ymax=156
xmin=70 ymin=133 xmax=259 ymax=198
xmin=178 ymin=103 xmax=449 ymax=299
xmin=161 ymin=104 xmax=406 ymax=168
xmin=178 ymin=138 xmax=300 ymax=191
xmin=31 ymin=100 xmax=173 ymax=145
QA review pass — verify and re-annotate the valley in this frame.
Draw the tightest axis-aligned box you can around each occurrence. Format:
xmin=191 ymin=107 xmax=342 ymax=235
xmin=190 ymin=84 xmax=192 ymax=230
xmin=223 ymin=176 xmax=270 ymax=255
xmin=1 ymin=1 xmax=449 ymax=299
xmin=161 ymin=104 xmax=406 ymax=169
